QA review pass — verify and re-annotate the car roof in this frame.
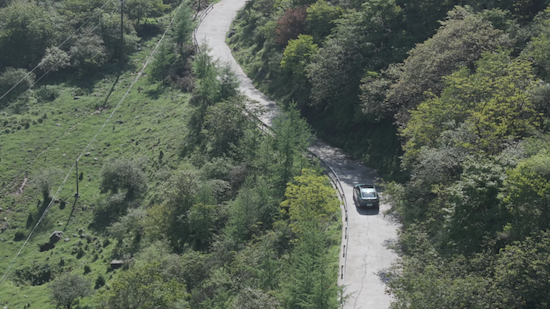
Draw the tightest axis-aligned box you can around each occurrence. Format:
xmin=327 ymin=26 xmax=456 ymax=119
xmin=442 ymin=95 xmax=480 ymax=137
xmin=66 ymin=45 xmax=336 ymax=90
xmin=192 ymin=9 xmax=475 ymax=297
xmin=360 ymin=187 xmax=376 ymax=193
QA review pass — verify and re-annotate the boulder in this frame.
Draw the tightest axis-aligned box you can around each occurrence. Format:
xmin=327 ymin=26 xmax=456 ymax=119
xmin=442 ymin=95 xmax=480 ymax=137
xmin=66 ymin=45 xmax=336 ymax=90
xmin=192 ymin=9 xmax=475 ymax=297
xmin=49 ymin=231 xmax=63 ymax=243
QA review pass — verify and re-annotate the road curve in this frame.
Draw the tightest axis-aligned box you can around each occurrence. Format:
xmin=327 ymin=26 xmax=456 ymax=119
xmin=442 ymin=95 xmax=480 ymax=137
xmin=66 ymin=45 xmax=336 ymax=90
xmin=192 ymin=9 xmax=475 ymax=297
xmin=196 ymin=2 xmax=400 ymax=308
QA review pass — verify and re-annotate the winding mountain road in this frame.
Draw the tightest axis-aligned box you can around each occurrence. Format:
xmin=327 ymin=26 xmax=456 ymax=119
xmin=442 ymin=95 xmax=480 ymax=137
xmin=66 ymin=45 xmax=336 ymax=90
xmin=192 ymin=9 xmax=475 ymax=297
xmin=196 ymin=2 xmax=400 ymax=308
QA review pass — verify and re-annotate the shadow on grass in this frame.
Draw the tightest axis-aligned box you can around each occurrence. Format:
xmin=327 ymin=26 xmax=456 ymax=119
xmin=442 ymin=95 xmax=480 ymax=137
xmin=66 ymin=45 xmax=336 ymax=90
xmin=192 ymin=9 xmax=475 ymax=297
xmin=100 ymin=74 xmax=121 ymax=108
xmin=143 ymin=83 xmax=170 ymax=100
xmin=62 ymin=197 xmax=79 ymax=232
xmin=64 ymin=62 xmax=138 ymax=95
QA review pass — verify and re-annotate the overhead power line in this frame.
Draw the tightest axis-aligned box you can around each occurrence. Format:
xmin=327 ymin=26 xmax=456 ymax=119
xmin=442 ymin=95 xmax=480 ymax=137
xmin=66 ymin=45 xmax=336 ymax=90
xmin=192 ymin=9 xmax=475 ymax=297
xmin=1 ymin=20 xmax=106 ymax=112
xmin=0 ymin=1 xmax=185 ymax=286
xmin=0 ymin=0 xmax=113 ymax=104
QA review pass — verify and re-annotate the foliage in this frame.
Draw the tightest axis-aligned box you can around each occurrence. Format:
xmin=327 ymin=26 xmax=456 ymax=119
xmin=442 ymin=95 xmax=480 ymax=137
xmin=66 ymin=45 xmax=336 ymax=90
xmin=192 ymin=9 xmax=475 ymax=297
xmin=493 ymin=230 xmax=550 ymax=308
xmin=31 ymin=168 xmax=63 ymax=200
xmin=282 ymin=223 xmax=339 ymax=309
xmin=50 ymin=273 xmax=92 ymax=309
xmin=14 ymin=263 xmax=56 ymax=286
xmin=280 ymin=170 xmax=340 ymax=309
xmin=362 ymin=6 xmax=514 ymax=124
xmin=35 ymin=85 xmax=63 ymax=103
xmin=275 ymin=7 xmax=308 ymax=46
xmin=0 ymin=1 xmax=63 ymax=70
xmin=147 ymin=170 xmax=201 ymax=252
xmin=271 ymin=103 xmax=313 ymax=190
xmin=280 ymin=34 xmax=318 ymax=77
xmin=99 ymin=13 xmax=139 ymax=59
xmin=306 ymin=0 xmax=343 ymax=43
xmin=39 ymin=47 xmax=71 ymax=73
xmin=202 ymin=97 xmax=250 ymax=157
xmin=306 ymin=11 xmax=365 ymax=110
xmin=100 ymin=158 xmax=147 ymax=199
xmin=125 ymin=0 xmax=168 ymax=25
xmin=69 ymin=35 xmax=108 ymax=69
xmin=521 ymin=6 xmax=550 ymax=80
xmin=95 ymin=262 xmax=189 ymax=309
xmin=281 ymin=169 xmax=339 ymax=230
xmin=192 ymin=47 xmax=239 ymax=105
xmin=503 ymin=151 xmax=550 ymax=238
xmin=225 ymin=178 xmax=279 ymax=244
xmin=108 ymin=208 xmax=147 ymax=256
xmin=150 ymin=41 xmax=175 ymax=82
xmin=174 ymin=2 xmax=195 ymax=45
xmin=0 ymin=67 xmax=35 ymax=107
xmin=402 ymin=51 xmax=539 ymax=165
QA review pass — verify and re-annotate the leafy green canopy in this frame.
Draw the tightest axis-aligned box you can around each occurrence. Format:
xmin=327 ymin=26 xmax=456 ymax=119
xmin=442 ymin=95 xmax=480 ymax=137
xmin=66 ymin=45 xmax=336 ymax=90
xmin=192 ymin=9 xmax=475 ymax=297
xmin=402 ymin=50 xmax=539 ymax=165
xmin=50 ymin=273 xmax=91 ymax=309
xmin=281 ymin=169 xmax=339 ymax=230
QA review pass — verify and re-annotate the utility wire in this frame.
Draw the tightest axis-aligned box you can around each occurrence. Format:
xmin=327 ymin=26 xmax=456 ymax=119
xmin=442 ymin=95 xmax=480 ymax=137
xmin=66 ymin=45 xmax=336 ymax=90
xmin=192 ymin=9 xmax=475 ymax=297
xmin=0 ymin=0 xmax=113 ymax=104
xmin=0 ymin=1 xmax=184 ymax=286
xmin=2 ymin=20 xmax=106 ymax=112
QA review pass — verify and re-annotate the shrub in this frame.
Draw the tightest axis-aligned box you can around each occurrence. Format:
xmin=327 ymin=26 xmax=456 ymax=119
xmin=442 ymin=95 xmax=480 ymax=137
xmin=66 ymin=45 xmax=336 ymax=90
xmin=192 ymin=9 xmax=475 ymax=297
xmin=275 ymin=7 xmax=308 ymax=46
xmin=14 ymin=263 xmax=54 ymax=286
xmin=50 ymin=273 xmax=91 ymax=308
xmin=31 ymin=168 xmax=63 ymax=200
xmin=95 ymin=275 xmax=105 ymax=289
xmin=0 ymin=67 xmax=35 ymax=106
xmin=35 ymin=85 xmax=62 ymax=102
xmin=100 ymin=159 xmax=147 ymax=199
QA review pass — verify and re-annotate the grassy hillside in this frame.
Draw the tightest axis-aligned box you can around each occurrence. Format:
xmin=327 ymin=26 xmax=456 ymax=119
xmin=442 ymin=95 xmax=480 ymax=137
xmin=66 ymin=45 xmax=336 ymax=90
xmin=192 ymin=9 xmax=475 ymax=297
xmin=0 ymin=24 xmax=193 ymax=307
xmin=0 ymin=2 xmax=344 ymax=308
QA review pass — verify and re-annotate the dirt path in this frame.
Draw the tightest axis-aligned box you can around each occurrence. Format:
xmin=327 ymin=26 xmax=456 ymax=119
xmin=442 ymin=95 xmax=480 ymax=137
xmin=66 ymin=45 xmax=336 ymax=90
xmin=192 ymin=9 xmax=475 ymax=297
xmin=196 ymin=2 xmax=400 ymax=308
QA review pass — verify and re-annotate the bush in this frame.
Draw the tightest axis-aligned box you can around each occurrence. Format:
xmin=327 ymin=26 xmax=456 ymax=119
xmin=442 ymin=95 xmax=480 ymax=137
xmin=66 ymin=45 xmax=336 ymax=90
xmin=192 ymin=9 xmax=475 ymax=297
xmin=275 ymin=7 xmax=308 ymax=46
xmin=35 ymin=85 xmax=62 ymax=102
xmin=38 ymin=46 xmax=70 ymax=73
xmin=100 ymin=159 xmax=147 ymax=199
xmin=32 ymin=168 xmax=63 ymax=200
xmin=95 ymin=275 xmax=105 ymax=289
xmin=50 ymin=273 xmax=91 ymax=309
xmin=14 ymin=263 xmax=54 ymax=286
xmin=70 ymin=35 xmax=108 ymax=69
xmin=0 ymin=67 xmax=35 ymax=106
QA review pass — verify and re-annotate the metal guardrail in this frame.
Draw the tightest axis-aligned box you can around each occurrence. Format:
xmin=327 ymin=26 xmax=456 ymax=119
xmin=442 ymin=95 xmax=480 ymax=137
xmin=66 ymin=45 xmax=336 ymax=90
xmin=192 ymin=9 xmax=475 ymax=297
xmin=191 ymin=4 xmax=349 ymax=283
xmin=247 ymin=113 xmax=350 ymax=283
xmin=314 ymin=152 xmax=349 ymax=282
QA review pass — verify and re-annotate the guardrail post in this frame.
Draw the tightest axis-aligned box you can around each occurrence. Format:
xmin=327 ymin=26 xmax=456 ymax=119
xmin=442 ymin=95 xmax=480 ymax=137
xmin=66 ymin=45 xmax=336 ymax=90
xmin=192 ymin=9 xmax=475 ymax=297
xmin=343 ymin=245 xmax=345 ymax=257
xmin=345 ymin=227 xmax=347 ymax=239
xmin=341 ymin=265 xmax=344 ymax=279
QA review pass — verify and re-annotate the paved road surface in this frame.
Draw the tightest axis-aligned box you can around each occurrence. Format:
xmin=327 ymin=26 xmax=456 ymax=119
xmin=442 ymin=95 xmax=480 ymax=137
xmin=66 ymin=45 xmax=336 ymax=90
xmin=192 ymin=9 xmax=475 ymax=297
xmin=196 ymin=2 xmax=400 ymax=308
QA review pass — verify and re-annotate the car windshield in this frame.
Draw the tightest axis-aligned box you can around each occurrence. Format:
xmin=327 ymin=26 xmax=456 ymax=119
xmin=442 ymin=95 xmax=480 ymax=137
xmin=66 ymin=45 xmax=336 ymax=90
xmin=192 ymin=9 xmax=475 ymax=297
xmin=360 ymin=189 xmax=376 ymax=199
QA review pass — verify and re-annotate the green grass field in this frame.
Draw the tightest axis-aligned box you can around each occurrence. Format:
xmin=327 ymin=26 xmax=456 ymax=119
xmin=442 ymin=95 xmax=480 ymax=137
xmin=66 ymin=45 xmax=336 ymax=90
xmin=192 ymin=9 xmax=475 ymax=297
xmin=0 ymin=25 xmax=192 ymax=308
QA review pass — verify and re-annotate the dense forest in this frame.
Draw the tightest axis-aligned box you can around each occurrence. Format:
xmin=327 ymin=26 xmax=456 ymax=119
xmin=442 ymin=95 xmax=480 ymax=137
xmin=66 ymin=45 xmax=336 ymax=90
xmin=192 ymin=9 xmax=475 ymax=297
xmin=228 ymin=0 xmax=550 ymax=307
xmin=0 ymin=0 xmax=343 ymax=308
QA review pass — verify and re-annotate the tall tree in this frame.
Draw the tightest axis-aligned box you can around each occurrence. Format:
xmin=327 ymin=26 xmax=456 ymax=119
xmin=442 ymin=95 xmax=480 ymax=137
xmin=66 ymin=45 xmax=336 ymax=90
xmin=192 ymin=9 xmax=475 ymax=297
xmin=0 ymin=1 xmax=63 ymax=70
xmin=361 ymin=6 xmax=514 ymax=125
xmin=272 ymin=104 xmax=312 ymax=191
xmin=96 ymin=262 xmax=188 ymax=309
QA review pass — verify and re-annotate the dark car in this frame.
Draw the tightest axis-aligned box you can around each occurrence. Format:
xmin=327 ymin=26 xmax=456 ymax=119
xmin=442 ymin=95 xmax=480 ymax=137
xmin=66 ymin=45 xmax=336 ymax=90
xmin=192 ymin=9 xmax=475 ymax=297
xmin=353 ymin=184 xmax=379 ymax=207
